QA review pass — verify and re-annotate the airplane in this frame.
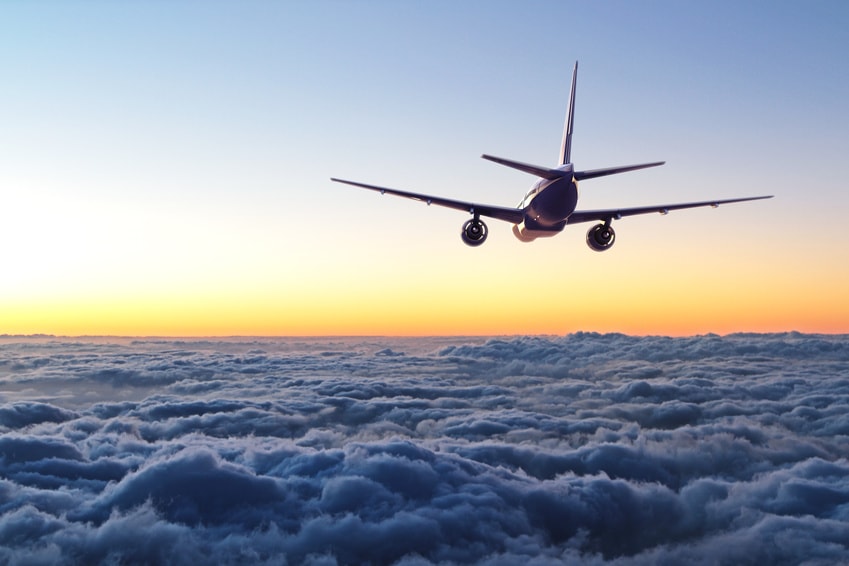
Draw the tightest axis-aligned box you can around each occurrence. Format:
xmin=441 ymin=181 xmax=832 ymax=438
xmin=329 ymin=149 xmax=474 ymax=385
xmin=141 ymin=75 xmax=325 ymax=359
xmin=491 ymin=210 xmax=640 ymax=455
xmin=331 ymin=62 xmax=772 ymax=251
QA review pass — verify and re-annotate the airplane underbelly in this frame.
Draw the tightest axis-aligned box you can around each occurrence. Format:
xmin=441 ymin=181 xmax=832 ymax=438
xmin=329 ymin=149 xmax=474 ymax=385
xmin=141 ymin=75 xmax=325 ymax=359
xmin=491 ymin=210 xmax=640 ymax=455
xmin=512 ymin=220 xmax=565 ymax=242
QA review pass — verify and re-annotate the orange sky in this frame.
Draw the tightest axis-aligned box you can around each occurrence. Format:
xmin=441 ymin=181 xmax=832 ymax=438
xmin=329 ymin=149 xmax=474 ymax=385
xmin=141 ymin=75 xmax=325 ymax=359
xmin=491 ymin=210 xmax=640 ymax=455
xmin=5 ymin=231 xmax=846 ymax=336
xmin=3 ymin=3 xmax=848 ymax=338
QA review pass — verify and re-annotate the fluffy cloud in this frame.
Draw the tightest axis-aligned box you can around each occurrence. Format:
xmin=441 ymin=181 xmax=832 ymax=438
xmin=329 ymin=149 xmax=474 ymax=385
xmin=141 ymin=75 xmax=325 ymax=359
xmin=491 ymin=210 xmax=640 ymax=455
xmin=0 ymin=333 xmax=848 ymax=564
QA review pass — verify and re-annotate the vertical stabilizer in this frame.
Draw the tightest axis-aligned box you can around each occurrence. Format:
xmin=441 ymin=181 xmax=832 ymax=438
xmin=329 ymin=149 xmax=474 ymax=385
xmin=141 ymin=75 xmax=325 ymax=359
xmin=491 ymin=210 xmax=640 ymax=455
xmin=559 ymin=61 xmax=578 ymax=166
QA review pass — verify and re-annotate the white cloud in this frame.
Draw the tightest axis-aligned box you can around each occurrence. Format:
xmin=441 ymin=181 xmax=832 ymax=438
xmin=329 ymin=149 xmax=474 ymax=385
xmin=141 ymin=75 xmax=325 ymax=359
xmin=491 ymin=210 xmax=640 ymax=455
xmin=0 ymin=333 xmax=848 ymax=564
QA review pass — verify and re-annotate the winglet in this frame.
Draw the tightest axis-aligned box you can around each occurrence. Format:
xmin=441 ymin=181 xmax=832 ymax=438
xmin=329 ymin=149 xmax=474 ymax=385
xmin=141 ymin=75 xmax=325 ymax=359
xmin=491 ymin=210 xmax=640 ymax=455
xmin=559 ymin=61 xmax=578 ymax=166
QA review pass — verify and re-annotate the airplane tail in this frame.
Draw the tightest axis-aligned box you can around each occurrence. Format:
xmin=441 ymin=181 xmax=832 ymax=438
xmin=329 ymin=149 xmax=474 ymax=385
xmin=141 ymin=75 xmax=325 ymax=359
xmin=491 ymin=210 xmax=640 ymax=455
xmin=483 ymin=61 xmax=665 ymax=182
xmin=559 ymin=61 xmax=578 ymax=166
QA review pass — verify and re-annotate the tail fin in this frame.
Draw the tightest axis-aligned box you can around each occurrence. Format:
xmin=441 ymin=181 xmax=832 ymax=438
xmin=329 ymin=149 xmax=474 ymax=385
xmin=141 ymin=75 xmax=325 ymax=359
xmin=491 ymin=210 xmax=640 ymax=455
xmin=559 ymin=61 xmax=578 ymax=166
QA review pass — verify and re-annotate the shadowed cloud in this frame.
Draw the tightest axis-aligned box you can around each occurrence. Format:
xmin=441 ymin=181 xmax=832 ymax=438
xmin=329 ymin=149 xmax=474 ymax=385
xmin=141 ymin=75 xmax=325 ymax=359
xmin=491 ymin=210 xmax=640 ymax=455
xmin=0 ymin=333 xmax=848 ymax=564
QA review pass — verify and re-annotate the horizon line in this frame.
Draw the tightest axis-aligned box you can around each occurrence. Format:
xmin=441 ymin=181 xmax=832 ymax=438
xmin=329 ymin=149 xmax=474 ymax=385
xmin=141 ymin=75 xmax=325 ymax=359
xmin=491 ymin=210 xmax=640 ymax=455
xmin=2 ymin=330 xmax=844 ymax=341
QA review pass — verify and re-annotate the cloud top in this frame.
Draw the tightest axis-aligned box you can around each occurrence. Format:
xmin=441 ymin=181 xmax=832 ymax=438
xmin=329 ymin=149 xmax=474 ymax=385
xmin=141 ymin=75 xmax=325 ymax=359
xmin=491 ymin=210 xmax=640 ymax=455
xmin=1 ymin=333 xmax=848 ymax=564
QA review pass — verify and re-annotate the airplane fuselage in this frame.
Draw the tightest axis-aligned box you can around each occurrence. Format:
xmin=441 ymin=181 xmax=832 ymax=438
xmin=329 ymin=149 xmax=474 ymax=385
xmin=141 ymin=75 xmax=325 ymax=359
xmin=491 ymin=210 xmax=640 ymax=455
xmin=513 ymin=168 xmax=578 ymax=241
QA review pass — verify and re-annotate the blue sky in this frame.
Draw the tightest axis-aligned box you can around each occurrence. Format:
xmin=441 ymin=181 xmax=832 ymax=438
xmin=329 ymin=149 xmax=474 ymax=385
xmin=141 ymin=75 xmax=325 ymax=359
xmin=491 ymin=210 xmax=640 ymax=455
xmin=2 ymin=1 xmax=849 ymax=335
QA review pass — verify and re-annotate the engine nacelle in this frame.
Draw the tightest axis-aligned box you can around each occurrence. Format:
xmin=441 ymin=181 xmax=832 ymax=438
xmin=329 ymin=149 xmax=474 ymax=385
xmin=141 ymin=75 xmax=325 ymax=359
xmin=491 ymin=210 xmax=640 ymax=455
xmin=586 ymin=223 xmax=615 ymax=252
xmin=461 ymin=218 xmax=488 ymax=246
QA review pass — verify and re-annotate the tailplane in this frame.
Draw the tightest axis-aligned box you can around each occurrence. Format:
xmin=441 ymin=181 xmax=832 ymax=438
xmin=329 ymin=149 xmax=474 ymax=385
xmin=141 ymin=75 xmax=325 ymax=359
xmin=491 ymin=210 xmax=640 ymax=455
xmin=480 ymin=154 xmax=569 ymax=180
xmin=574 ymin=161 xmax=665 ymax=181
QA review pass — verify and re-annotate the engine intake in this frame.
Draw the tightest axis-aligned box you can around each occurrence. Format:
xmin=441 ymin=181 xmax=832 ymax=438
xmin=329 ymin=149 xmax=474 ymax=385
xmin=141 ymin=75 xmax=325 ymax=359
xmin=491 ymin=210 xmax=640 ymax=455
xmin=586 ymin=223 xmax=615 ymax=251
xmin=461 ymin=218 xmax=488 ymax=246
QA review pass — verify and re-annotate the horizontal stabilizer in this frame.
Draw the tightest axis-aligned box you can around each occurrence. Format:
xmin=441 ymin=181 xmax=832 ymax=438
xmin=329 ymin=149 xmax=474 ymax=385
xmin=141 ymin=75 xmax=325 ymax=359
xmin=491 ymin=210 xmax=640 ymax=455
xmin=574 ymin=161 xmax=665 ymax=181
xmin=481 ymin=154 xmax=567 ymax=180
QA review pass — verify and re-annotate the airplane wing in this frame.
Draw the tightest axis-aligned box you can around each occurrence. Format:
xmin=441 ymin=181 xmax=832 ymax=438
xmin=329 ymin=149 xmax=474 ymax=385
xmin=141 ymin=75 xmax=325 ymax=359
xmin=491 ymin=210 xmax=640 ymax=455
xmin=566 ymin=195 xmax=773 ymax=225
xmin=330 ymin=178 xmax=525 ymax=224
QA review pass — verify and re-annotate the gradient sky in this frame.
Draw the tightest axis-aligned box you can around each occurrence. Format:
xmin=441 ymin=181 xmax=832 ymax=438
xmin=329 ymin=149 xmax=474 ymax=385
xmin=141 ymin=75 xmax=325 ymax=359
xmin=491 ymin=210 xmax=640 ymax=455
xmin=2 ymin=0 xmax=848 ymax=336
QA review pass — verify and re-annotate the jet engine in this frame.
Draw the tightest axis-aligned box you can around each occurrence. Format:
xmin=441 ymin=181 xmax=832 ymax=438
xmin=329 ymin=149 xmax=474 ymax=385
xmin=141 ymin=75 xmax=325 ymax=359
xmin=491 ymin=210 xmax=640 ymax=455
xmin=461 ymin=218 xmax=488 ymax=246
xmin=586 ymin=223 xmax=615 ymax=251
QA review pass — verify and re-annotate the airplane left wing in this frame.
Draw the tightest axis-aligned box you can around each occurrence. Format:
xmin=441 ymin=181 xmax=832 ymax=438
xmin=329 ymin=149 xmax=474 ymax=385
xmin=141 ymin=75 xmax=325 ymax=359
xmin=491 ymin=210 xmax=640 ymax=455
xmin=330 ymin=178 xmax=525 ymax=224
xmin=566 ymin=195 xmax=773 ymax=224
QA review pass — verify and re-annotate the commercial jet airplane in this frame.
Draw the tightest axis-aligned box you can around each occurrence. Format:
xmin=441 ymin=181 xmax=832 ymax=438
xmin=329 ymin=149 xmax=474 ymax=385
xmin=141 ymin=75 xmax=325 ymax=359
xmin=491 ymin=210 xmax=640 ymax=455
xmin=331 ymin=62 xmax=772 ymax=251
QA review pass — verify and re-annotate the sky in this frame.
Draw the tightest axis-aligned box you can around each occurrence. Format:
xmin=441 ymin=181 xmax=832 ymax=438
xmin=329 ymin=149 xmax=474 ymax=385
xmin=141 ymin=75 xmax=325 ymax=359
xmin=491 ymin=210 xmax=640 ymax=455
xmin=2 ymin=1 xmax=849 ymax=336
xmin=1 ymin=333 xmax=848 ymax=564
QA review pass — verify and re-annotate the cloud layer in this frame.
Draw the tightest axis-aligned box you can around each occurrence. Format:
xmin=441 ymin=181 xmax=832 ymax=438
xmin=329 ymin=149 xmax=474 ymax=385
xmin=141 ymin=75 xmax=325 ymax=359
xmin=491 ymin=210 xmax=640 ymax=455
xmin=1 ymin=333 xmax=848 ymax=565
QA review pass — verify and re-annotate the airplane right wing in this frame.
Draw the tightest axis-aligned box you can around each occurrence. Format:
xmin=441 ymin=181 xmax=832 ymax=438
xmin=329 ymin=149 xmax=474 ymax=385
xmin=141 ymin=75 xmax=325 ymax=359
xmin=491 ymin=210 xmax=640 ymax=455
xmin=330 ymin=178 xmax=525 ymax=224
xmin=566 ymin=195 xmax=773 ymax=225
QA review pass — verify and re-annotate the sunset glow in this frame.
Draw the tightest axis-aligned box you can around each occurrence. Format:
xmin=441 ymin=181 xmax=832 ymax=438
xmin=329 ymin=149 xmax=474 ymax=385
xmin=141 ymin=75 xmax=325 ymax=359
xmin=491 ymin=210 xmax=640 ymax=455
xmin=2 ymin=2 xmax=848 ymax=337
